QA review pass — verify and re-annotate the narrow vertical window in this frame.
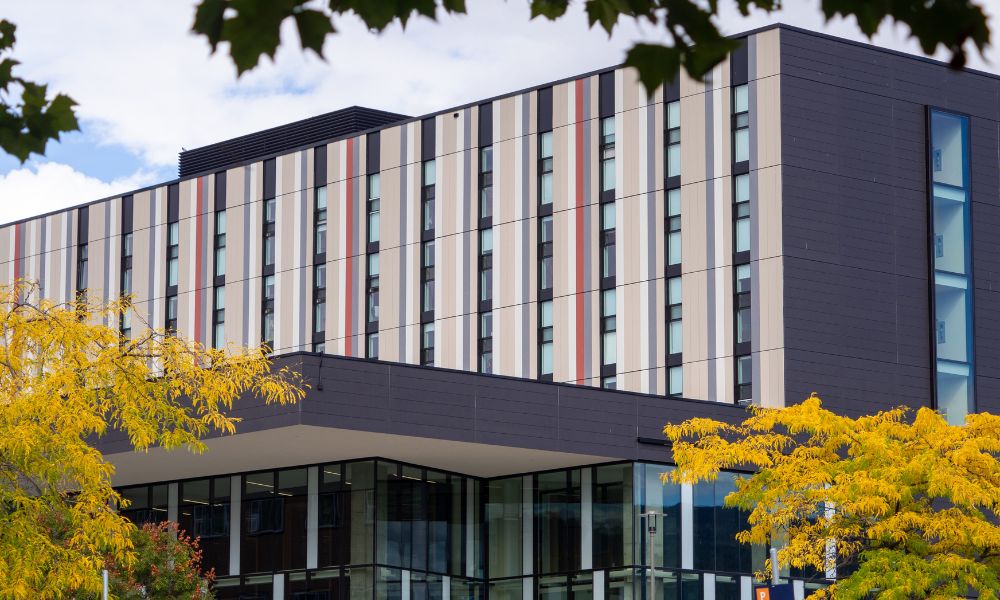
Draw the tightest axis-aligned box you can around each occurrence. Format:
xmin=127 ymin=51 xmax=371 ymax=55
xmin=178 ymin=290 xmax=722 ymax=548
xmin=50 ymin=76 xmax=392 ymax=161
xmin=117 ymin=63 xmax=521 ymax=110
xmin=733 ymin=174 xmax=751 ymax=255
xmin=214 ymin=211 xmax=227 ymax=278
xmin=732 ymin=84 xmax=750 ymax=164
xmin=262 ymin=274 xmax=275 ymax=349
xmin=75 ymin=207 xmax=90 ymax=306
xmin=314 ymin=187 xmax=327 ymax=256
xmin=668 ymin=366 xmax=683 ymax=397
xmin=479 ymin=311 xmax=493 ymax=374
xmin=422 ymin=160 xmax=436 ymax=237
xmin=479 ymin=228 xmax=493 ymax=305
xmin=120 ymin=232 xmax=133 ymax=337
xmin=734 ymin=264 xmax=751 ymax=346
xmin=666 ymin=188 xmax=681 ymax=267
xmin=601 ymin=289 xmax=617 ymax=388
xmin=367 ymin=175 xmax=380 ymax=245
xmin=263 ymin=198 xmax=276 ymax=268
xmin=929 ymin=109 xmax=975 ymax=424
xmin=479 ymin=147 xmax=493 ymax=221
xmin=366 ymin=254 xmax=379 ymax=327
xmin=366 ymin=333 xmax=378 ymax=360
xmin=314 ymin=264 xmax=327 ymax=337
xmin=421 ymin=241 xmax=435 ymax=317
xmin=165 ymin=294 xmax=178 ymax=334
xmin=600 ymin=117 xmax=616 ymax=193
xmin=539 ymin=216 xmax=554 ymax=293
xmin=666 ymin=100 xmax=681 ymax=179
xmin=167 ymin=222 xmax=179 ymax=287
xmin=735 ymin=354 xmax=752 ymax=404
xmin=76 ymin=245 xmax=88 ymax=296
xmin=600 ymin=201 xmax=616 ymax=284
xmin=212 ymin=286 xmax=225 ymax=349
xmin=539 ymin=132 xmax=553 ymax=207
xmin=539 ymin=300 xmax=554 ymax=380
xmin=668 ymin=277 xmax=683 ymax=355
xmin=421 ymin=323 xmax=435 ymax=366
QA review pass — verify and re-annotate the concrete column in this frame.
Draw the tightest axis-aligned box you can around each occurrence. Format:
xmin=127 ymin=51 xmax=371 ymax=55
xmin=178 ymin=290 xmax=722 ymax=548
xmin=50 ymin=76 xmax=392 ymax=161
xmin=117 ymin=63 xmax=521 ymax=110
xmin=167 ymin=482 xmax=178 ymax=524
xmin=581 ymin=468 xmax=593 ymax=570
xmin=307 ymin=466 xmax=319 ymax=569
xmin=680 ymin=483 xmax=693 ymax=569
xmin=229 ymin=474 xmax=241 ymax=575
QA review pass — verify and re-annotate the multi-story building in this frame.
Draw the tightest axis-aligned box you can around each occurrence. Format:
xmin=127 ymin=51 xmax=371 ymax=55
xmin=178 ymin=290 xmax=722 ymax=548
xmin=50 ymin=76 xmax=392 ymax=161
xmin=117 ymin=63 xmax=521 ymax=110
xmin=1 ymin=23 xmax=998 ymax=600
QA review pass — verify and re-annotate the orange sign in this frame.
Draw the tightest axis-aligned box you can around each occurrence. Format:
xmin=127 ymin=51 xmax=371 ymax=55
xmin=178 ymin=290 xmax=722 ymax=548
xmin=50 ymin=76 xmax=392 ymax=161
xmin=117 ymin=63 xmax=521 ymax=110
xmin=755 ymin=588 xmax=770 ymax=600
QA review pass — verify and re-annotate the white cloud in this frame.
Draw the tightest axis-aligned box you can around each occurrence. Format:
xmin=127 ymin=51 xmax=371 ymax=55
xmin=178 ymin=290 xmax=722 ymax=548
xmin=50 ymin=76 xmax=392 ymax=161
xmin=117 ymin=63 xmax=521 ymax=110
xmin=0 ymin=163 xmax=158 ymax=224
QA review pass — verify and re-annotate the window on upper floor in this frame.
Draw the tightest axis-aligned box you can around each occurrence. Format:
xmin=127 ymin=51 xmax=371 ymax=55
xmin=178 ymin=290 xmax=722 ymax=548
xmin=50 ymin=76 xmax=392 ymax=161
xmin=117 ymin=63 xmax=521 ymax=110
xmin=600 ymin=118 xmax=616 ymax=193
xmin=539 ymin=132 xmax=553 ymax=208
xmin=732 ymin=85 xmax=749 ymax=164
xmin=367 ymin=175 xmax=380 ymax=245
xmin=666 ymin=100 xmax=681 ymax=179
xmin=314 ymin=187 xmax=327 ymax=256
xmin=479 ymin=147 xmax=493 ymax=222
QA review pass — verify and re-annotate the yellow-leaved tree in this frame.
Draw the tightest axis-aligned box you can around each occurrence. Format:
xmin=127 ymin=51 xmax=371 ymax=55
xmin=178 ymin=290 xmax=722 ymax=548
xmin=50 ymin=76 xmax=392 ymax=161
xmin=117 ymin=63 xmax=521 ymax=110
xmin=0 ymin=281 xmax=305 ymax=599
xmin=663 ymin=394 xmax=1000 ymax=599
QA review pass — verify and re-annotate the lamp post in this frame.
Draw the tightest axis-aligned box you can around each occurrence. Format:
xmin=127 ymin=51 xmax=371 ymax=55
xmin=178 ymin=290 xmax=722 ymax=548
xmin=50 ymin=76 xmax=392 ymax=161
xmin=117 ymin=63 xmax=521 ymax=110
xmin=640 ymin=511 xmax=659 ymax=600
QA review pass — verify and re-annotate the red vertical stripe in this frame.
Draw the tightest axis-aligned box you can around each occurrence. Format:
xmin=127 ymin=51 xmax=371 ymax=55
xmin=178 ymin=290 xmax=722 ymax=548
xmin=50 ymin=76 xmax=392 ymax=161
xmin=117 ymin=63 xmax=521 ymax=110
xmin=344 ymin=139 xmax=354 ymax=356
xmin=12 ymin=223 xmax=21 ymax=283
xmin=195 ymin=178 xmax=204 ymax=345
xmin=575 ymin=79 xmax=586 ymax=385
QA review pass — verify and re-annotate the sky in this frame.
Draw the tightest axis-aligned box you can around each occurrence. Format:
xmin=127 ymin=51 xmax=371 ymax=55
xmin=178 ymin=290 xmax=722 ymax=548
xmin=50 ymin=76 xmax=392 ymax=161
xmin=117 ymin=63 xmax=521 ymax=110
xmin=0 ymin=0 xmax=997 ymax=225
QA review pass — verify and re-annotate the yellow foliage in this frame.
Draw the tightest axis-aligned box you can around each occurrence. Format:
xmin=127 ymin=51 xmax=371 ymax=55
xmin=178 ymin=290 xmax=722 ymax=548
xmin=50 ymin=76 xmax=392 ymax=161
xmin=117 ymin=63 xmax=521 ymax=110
xmin=0 ymin=281 xmax=305 ymax=599
xmin=663 ymin=393 xmax=1000 ymax=599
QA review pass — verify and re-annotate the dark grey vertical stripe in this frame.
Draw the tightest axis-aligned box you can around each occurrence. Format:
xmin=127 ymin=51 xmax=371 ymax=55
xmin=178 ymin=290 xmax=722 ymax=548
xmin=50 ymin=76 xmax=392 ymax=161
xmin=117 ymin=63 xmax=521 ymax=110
xmin=299 ymin=150 xmax=308 ymax=350
xmin=399 ymin=126 xmax=408 ymax=357
xmin=243 ymin=167 xmax=252 ymax=347
xmin=645 ymin=103 xmax=657 ymax=392
xmin=581 ymin=78 xmax=593 ymax=383
xmin=462 ymin=108 xmax=472 ymax=370
xmin=521 ymin=93 xmax=531 ymax=376
xmin=704 ymin=71 xmax=717 ymax=403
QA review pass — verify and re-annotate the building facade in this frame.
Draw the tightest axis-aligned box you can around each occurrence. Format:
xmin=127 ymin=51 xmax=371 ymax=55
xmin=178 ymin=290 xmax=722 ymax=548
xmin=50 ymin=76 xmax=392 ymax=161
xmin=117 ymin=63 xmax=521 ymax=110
xmin=1 ymin=24 xmax=998 ymax=600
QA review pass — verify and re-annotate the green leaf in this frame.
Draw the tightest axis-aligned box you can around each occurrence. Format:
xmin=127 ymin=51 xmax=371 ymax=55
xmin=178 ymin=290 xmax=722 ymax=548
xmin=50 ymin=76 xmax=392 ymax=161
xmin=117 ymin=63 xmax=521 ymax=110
xmin=294 ymin=9 xmax=336 ymax=55
xmin=530 ymin=0 xmax=571 ymax=20
xmin=585 ymin=0 xmax=627 ymax=35
xmin=624 ymin=43 xmax=682 ymax=95
xmin=192 ymin=0 xmax=228 ymax=49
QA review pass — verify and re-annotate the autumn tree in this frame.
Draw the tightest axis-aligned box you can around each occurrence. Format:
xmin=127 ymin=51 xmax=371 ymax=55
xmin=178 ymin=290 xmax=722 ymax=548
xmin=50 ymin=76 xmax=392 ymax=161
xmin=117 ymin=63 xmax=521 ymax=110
xmin=0 ymin=281 xmax=305 ymax=599
xmin=663 ymin=394 xmax=1000 ymax=599
xmin=100 ymin=522 xmax=215 ymax=600
xmin=0 ymin=0 xmax=995 ymax=164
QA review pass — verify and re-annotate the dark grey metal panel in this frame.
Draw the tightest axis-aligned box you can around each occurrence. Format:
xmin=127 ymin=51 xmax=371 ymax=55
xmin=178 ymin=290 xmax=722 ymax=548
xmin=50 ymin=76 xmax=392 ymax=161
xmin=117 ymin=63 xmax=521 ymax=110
xmin=779 ymin=30 xmax=1000 ymax=417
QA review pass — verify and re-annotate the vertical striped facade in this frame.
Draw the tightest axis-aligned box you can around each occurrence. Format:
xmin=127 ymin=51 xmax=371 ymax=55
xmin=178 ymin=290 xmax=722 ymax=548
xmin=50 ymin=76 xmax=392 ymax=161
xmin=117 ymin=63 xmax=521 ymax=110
xmin=0 ymin=29 xmax=785 ymax=405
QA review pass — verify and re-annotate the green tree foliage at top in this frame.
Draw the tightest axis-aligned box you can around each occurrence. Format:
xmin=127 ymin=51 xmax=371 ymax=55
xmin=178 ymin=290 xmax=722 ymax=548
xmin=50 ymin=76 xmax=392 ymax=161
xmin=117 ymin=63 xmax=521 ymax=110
xmin=0 ymin=20 xmax=78 ymax=162
xmin=191 ymin=0 xmax=992 ymax=94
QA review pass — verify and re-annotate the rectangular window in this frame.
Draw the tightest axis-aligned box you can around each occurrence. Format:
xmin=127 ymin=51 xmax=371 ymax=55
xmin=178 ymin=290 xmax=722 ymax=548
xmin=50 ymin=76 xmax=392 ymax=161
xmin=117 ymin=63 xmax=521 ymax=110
xmin=367 ymin=176 xmax=380 ymax=245
xmin=601 ymin=289 xmax=617 ymax=367
xmin=601 ymin=201 xmax=616 ymax=283
xmin=666 ymin=100 xmax=681 ymax=178
xmin=479 ymin=147 xmax=493 ymax=221
xmin=734 ymin=174 xmax=751 ymax=254
xmin=666 ymin=188 xmax=681 ymax=266
xmin=214 ymin=211 xmax=227 ymax=278
xmin=735 ymin=264 xmax=751 ymax=345
xmin=479 ymin=311 xmax=493 ymax=374
xmin=213 ymin=286 xmax=225 ymax=349
xmin=539 ymin=215 xmax=554 ymax=293
xmin=602 ymin=376 xmax=617 ymax=390
xmin=539 ymin=132 xmax=553 ymax=207
xmin=421 ymin=323 xmax=434 ymax=366
xmin=421 ymin=241 xmax=435 ymax=316
xmin=366 ymin=254 xmax=379 ymax=325
xmin=600 ymin=117 xmax=616 ymax=193
xmin=76 ymin=244 xmax=88 ymax=299
xmin=315 ymin=187 xmax=328 ymax=255
xmin=366 ymin=332 xmax=379 ymax=359
xmin=167 ymin=222 xmax=179 ymax=287
xmin=165 ymin=294 xmax=178 ymax=333
xmin=668 ymin=365 xmax=683 ymax=397
xmin=539 ymin=300 xmax=553 ymax=378
xmin=422 ymin=160 xmax=436 ymax=235
xmin=263 ymin=198 xmax=276 ymax=268
xmin=120 ymin=233 xmax=133 ymax=337
xmin=668 ymin=277 xmax=682 ymax=355
xmin=479 ymin=228 xmax=493 ymax=305
xmin=262 ymin=274 xmax=275 ymax=348
xmin=314 ymin=264 xmax=327 ymax=335
xmin=732 ymin=84 xmax=749 ymax=164
xmin=735 ymin=354 xmax=752 ymax=403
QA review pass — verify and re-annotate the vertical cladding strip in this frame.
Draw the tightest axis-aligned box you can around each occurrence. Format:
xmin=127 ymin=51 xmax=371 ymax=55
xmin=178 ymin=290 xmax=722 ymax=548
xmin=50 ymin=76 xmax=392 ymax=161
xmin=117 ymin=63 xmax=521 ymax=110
xmin=583 ymin=83 xmax=594 ymax=384
xmin=104 ymin=202 xmax=112 ymax=314
xmin=299 ymin=150 xmax=308 ymax=352
xmin=748 ymin=35 xmax=763 ymax=405
xmin=343 ymin=138 xmax=354 ymax=356
xmin=63 ymin=211 xmax=73 ymax=304
xmin=195 ymin=178 xmax=204 ymax=345
xmin=463 ymin=108 xmax=472 ymax=370
xmin=521 ymin=94 xmax=532 ymax=377
xmin=453 ymin=112 xmax=467 ymax=370
xmin=243 ymin=168 xmax=252 ymax=347
xmin=704 ymin=74 xmax=717 ymax=403
xmin=399 ymin=126 xmax=409 ymax=360
xmin=713 ymin=67 xmax=729 ymax=404
xmin=147 ymin=192 xmax=158 ymax=329
xmin=645 ymin=102 xmax=658 ymax=393
xmin=39 ymin=219 xmax=47 ymax=298
xmin=575 ymin=78 xmax=586 ymax=384
xmin=352 ymin=139 xmax=362 ymax=356
xmin=13 ymin=223 xmax=21 ymax=284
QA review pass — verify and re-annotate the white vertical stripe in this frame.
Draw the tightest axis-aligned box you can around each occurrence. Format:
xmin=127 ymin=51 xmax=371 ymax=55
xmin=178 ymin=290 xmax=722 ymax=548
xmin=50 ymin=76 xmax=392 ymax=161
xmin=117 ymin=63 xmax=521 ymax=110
xmin=704 ymin=573 xmax=716 ymax=600
xmin=167 ymin=482 xmax=178 ymax=524
xmin=713 ymin=172 xmax=727 ymax=401
xmin=229 ymin=474 xmax=241 ymax=575
xmin=522 ymin=474 xmax=533 ymax=575
xmin=337 ymin=149 xmax=349 ymax=354
xmin=793 ymin=580 xmax=804 ymax=600
xmin=681 ymin=483 xmax=693 ymax=569
xmin=402 ymin=570 xmax=411 ymax=600
xmin=465 ymin=482 xmax=475 ymax=577
xmin=581 ymin=467 xmax=593 ymax=570
xmin=186 ymin=187 xmax=198 ymax=336
xmin=740 ymin=576 xmax=752 ymax=600
xmin=593 ymin=570 xmax=606 ymax=600
xmin=292 ymin=153 xmax=303 ymax=351
xmin=513 ymin=97 xmax=524 ymax=376
xmin=564 ymin=84 xmax=578 ymax=379
xmin=273 ymin=574 xmax=285 ymax=599
xmin=454 ymin=115 xmax=465 ymax=367
xmin=307 ymin=465 xmax=318 ymax=568
xmin=443 ymin=576 xmax=451 ymax=600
